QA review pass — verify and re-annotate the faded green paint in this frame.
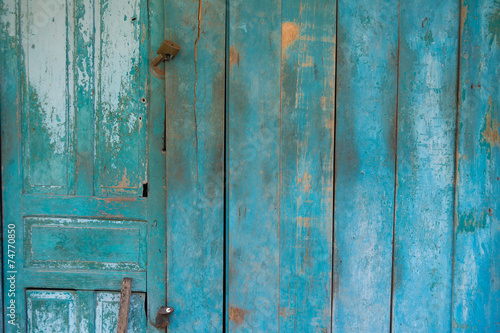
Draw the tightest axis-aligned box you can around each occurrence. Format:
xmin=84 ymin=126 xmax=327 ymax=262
xmin=488 ymin=4 xmax=500 ymax=44
xmin=457 ymin=210 xmax=489 ymax=233
xmin=422 ymin=29 xmax=434 ymax=46
xmin=1 ymin=0 xmax=166 ymax=331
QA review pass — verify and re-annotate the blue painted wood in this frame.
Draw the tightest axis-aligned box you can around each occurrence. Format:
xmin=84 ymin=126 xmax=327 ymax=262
xmin=25 ymin=218 xmax=147 ymax=271
xmin=393 ymin=0 xmax=460 ymax=331
xmin=227 ymin=0 xmax=281 ymax=330
xmin=164 ymin=0 xmax=225 ymax=331
xmin=333 ymin=0 xmax=399 ymax=331
xmin=452 ymin=0 xmax=500 ymax=330
xmin=26 ymin=290 xmax=146 ymax=332
xmin=146 ymin=0 xmax=167 ymax=331
xmin=280 ymin=0 xmax=336 ymax=331
xmin=2 ymin=0 xmax=498 ymax=331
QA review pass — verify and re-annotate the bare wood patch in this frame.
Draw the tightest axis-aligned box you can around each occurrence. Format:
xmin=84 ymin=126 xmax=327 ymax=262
xmin=482 ymin=112 xmax=499 ymax=149
xmin=228 ymin=306 xmax=247 ymax=326
xmin=282 ymin=22 xmax=299 ymax=50
xmin=230 ymin=46 xmax=240 ymax=69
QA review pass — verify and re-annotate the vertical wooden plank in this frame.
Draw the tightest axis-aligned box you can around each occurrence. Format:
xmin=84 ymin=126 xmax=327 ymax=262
xmin=147 ymin=0 xmax=166 ymax=330
xmin=279 ymin=0 xmax=335 ymax=331
xmin=333 ymin=0 xmax=399 ymax=331
xmin=76 ymin=291 xmax=95 ymax=332
xmin=164 ymin=0 xmax=225 ymax=331
xmin=227 ymin=0 xmax=281 ymax=330
xmin=1 ymin=0 xmax=25 ymax=330
xmin=393 ymin=0 xmax=460 ymax=331
xmin=74 ymin=0 xmax=94 ymax=196
xmin=452 ymin=0 xmax=500 ymax=330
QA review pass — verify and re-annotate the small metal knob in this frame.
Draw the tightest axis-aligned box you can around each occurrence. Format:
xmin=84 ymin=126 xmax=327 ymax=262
xmin=152 ymin=306 xmax=174 ymax=328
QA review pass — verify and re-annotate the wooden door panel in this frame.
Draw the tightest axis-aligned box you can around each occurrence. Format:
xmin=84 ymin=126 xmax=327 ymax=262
xmin=94 ymin=0 xmax=149 ymax=198
xmin=24 ymin=217 xmax=147 ymax=271
xmin=95 ymin=292 xmax=147 ymax=332
xmin=163 ymin=0 xmax=226 ymax=331
xmin=26 ymin=290 xmax=147 ymax=332
xmin=21 ymin=0 xmax=75 ymax=195
xmin=27 ymin=290 xmax=77 ymax=332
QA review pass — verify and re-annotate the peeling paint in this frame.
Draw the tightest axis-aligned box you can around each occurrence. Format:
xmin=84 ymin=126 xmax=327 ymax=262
xmin=298 ymin=172 xmax=312 ymax=194
xmin=458 ymin=211 xmax=488 ymax=233
xmin=230 ymin=45 xmax=240 ymax=69
xmin=481 ymin=110 xmax=500 ymax=150
xmin=488 ymin=6 xmax=500 ymax=45
xmin=282 ymin=21 xmax=299 ymax=50
xmin=228 ymin=306 xmax=247 ymax=326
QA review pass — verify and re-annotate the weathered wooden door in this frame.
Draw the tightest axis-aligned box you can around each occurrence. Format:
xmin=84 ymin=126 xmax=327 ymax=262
xmin=0 ymin=0 xmax=169 ymax=331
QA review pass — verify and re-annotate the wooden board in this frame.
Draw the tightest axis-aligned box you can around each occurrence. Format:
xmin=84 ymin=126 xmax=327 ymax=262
xmin=452 ymin=0 xmax=500 ymax=330
xmin=227 ymin=0 xmax=336 ymax=330
xmin=393 ymin=0 xmax=460 ymax=331
xmin=333 ymin=0 xmax=399 ymax=331
xmin=227 ymin=0 xmax=281 ymax=330
xmin=164 ymin=0 xmax=226 ymax=331
xmin=280 ymin=0 xmax=336 ymax=331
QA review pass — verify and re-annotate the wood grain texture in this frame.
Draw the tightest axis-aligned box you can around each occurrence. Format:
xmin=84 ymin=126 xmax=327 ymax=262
xmin=452 ymin=0 xmax=500 ymax=330
xmin=164 ymin=0 xmax=225 ymax=331
xmin=393 ymin=0 xmax=460 ymax=331
xmin=117 ymin=278 xmax=133 ymax=333
xmin=227 ymin=0 xmax=281 ymax=330
xmin=280 ymin=0 xmax=336 ymax=331
xmin=333 ymin=0 xmax=399 ymax=331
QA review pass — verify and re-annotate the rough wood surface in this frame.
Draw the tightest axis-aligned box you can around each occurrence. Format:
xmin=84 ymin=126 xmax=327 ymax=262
xmin=452 ymin=0 xmax=500 ymax=330
xmin=333 ymin=0 xmax=399 ymax=331
xmin=393 ymin=0 xmax=460 ymax=330
xmin=117 ymin=278 xmax=133 ymax=333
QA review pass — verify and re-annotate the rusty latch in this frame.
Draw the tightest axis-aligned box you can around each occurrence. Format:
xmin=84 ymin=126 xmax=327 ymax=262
xmin=152 ymin=40 xmax=181 ymax=67
xmin=152 ymin=306 xmax=174 ymax=328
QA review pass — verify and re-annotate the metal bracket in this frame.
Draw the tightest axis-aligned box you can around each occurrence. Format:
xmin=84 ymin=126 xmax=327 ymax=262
xmin=151 ymin=306 xmax=174 ymax=329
